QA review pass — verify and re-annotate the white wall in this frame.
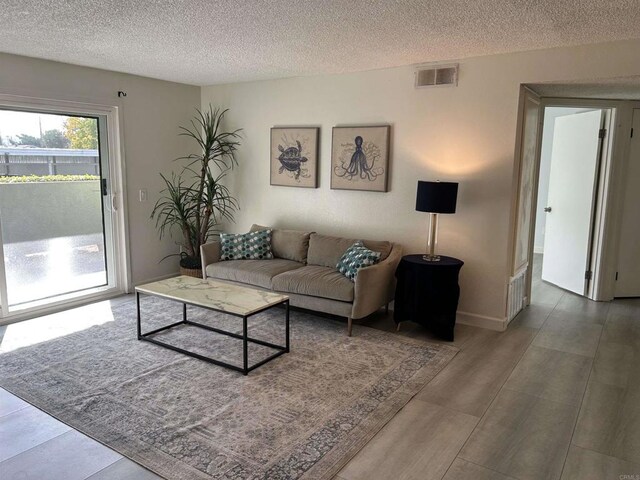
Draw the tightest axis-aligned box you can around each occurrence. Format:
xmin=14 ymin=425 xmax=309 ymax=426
xmin=534 ymin=107 xmax=591 ymax=253
xmin=201 ymin=38 xmax=640 ymax=324
xmin=0 ymin=53 xmax=201 ymax=285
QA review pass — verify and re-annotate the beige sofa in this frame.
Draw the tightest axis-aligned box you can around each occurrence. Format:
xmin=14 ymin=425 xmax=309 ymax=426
xmin=200 ymin=224 xmax=403 ymax=335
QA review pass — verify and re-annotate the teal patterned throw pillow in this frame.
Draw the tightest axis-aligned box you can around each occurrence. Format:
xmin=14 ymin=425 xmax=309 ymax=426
xmin=220 ymin=230 xmax=273 ymax=261
xmin=336 ymin=241 xmax=381 ymax=281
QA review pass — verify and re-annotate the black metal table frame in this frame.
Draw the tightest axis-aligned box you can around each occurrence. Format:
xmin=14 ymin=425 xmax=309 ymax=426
xmin=136 ymin=291 xmax=290 ymax=375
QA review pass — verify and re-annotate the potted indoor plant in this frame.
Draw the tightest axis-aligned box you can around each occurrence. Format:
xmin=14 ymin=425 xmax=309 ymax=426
xmin=152 ymin=106 xmax=241 ymax=277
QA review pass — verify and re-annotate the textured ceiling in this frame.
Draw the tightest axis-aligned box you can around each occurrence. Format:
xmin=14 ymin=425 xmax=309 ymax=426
xmin=1 ymin=1 xmax=640 ymax=86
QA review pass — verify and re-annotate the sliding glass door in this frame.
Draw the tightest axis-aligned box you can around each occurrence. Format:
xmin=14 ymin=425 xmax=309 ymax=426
xmin=0 ymin=107 xmax=120 ymax=316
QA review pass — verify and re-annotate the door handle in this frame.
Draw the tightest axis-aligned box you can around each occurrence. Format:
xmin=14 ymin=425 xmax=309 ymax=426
xmin=544 ymin=207 xmax=552 ymax=213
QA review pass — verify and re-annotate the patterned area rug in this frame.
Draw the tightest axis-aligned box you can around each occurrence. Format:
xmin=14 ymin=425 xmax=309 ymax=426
xmin=0 ymin=297 xmax=457 ymax=480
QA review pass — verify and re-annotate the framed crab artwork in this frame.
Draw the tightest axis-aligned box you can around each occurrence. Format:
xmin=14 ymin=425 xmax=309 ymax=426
xmin=331 ymin=125 xmax=390 ymax=192
xmin=270 ymin=127 xmax=319 ymax=188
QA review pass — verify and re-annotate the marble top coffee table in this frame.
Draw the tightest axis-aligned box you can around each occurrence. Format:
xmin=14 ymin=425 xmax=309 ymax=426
xmin=135 ymin=275 xmax=290 ymax=375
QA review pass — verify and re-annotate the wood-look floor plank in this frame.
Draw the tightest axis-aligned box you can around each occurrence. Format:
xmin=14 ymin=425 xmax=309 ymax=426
xmin=554 ymin=293 xmax=611 ymax=320
xmin=510 ymin=304 xmax=554 ymax=329
xmin=87 ymin=457 xmax=162 ymax=480
xmin=416 ymin=325 xmax=536 ymax=417
xmin=600 ymin=313 xmax=640 ymax=347
xmin=459 ymin=389 xmax=579 ymax=480
xmin=0 ymin=387 xmax=30 ymax=417
xmin=607 ymin=299 xmax=640 ymax=318
xmin=532 ymin=312 xmax=602 ymax=358
xmin=572 ymin=379 xmax=626 ymax=456
xmin=530 ymin=280 xmax=565 ymax=308
xmin=338 ymin=398 xmax=478 ymax=480
xmin=560 ymin=445 xmax=640 ymax=480
xmin=0 ymin=405 xmax=71 ymax=462
xmin=0 ymin=430 xmax=121 ymax=480
xmin=540 ymin=309 xmax=606 ymax=326
xmin=503 ymin=345 xmax=592 ymax=406
xmin=589 ymin=340 xmax=635 ymax=388
xmin=443 ymin=458 xmax=517 ymax=480
xmin=572 ymin=314 xmax=640 ymax=464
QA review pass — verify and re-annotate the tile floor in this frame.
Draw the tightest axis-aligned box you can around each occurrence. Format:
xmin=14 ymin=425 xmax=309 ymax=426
xmin=1 ymin=262 xmax=639 ymax=479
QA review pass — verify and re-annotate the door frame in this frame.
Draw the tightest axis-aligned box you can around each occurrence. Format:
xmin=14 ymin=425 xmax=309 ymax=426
xmin=509 ymin=87 xmax=542 ymax=317
xmin=0 ymin=93 xmax=131 ymax=325
xmin=614 ymin=106 xmax=640 ymax=297
xmin=509 ymin=91 xmax=640 ymax=316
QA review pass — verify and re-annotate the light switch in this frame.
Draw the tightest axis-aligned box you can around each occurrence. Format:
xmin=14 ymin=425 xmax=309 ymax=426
xmin=139 ymin=189 xmax=148 ymax=202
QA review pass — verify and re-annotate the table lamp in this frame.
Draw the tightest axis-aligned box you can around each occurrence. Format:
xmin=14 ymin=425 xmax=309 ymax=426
xmin=416 ymin=180 xmax=458 ymax=261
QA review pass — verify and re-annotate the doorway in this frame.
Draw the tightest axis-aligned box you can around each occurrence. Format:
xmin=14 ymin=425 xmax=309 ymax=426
xmin=510 ymin=85 xmax=640 ymax=323
xmin=0 ymin=97 xmax=128 ymax=322
xmin=533 ymin=107 xmax=609 ymax=298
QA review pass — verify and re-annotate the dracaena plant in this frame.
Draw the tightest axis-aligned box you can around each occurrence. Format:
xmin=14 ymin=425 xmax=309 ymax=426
xmin=151 ymin=106 xmax=241 ymax=269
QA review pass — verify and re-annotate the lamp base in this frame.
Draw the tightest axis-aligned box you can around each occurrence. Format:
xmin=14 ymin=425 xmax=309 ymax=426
xmin=424 ymin=213 xmax=441 ymax=263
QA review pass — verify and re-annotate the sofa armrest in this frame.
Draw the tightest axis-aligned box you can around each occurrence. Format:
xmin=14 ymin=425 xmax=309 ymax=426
xmin=351 ymin=243 xmax=403 ymax=319
xmin=200 ymin=241 xmax=221 ymax=279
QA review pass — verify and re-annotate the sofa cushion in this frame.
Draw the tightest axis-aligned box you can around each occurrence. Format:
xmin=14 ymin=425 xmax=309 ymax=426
xmin=205 ymin=259 xmax=303 ymax=289
xmin=362 ymin=240 xmax=392 ymax=262
xmin=272 ymin=266 xmax=354 ymax=302
xmin=307 ymin=234 xmax=392 ymax=268
xmin=307 ymin=234 xmax=355 ymax=268
xmin=220 ymin=230 xmax=273 ymax=261
xmin=336 ymin=242 xmax=382 ymax=281
xmin=250 ymin=224 xmax=312 ymax=263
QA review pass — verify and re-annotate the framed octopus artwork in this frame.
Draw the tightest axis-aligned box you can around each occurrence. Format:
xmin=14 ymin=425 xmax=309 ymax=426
xmin=270 ymin=127 xmax=319 ymax=188
xmin=331 ymin=125 xmax=390 ymax=192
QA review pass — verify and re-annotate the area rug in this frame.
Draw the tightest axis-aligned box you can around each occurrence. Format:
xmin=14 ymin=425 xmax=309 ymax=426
xmin=0 ymin=296 xmax=457 ymax=480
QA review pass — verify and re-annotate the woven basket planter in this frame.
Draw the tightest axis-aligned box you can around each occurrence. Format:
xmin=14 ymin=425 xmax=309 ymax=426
xmin=179 ymin=267 xmax=203 ymax=279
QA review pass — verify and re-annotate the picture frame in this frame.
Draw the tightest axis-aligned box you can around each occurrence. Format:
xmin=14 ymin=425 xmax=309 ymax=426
xmin=270 ymin=127 xmax=319 ymax=188
xmin=331 ymin=125 xmax=390 ymax=192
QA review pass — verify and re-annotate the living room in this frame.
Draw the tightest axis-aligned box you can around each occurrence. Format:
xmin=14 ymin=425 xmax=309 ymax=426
xmin=1 ymin=2 xmax=640 ymax=479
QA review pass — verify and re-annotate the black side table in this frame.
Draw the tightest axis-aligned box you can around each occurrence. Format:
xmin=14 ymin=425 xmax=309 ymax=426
xmin=394 ymin=255 xmax=464 ymax=341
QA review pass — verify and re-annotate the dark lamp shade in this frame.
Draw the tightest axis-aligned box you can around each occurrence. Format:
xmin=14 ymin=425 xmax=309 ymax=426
xmin=416 ymin=181 xmax=458 ymax=213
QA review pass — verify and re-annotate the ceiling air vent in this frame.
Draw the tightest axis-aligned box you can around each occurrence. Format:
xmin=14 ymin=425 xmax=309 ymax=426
xmin=415 ymin=64 xmax=458 ymax=88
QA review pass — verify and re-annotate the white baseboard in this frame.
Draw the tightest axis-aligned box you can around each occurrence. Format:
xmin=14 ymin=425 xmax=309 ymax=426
xmin=456 ymin=310 xmax=508 ymax=332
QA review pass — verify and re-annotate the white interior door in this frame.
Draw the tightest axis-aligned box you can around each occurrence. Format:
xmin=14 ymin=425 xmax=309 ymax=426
xmin=541 ymin=110 xmax=605 ymax=295
xmin=615 ymin=109 xmax=640 ymax=297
